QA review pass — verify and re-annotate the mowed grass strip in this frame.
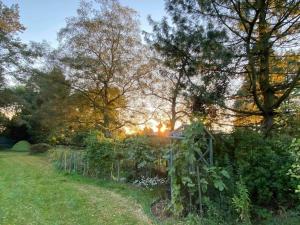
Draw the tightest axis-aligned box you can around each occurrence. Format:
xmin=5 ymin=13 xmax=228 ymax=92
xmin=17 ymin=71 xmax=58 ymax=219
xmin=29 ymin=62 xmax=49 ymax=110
xmin=0 ymin=152 xmax=152 ymax=225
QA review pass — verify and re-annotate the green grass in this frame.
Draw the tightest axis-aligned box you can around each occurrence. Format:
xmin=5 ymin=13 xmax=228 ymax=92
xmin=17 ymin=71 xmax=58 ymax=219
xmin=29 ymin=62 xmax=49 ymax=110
xmin=11 ymin=140 xmax=31 ymax=152
xmin=0 ymin=151 xmax=156 ymax=225
xmin=1 ymin=151 xmax=297 ymax=225
xmin=257 ymin=210 xmax=300 ymax=225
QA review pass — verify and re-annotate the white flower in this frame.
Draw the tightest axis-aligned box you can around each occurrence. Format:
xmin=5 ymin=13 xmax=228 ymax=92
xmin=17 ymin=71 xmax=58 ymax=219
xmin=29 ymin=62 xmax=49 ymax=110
xmin=133 ymin=176 xmax=167 ymax=188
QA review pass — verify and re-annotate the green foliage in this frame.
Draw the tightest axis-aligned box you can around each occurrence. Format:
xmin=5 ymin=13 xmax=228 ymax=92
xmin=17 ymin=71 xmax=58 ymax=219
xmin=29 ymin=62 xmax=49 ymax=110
xmin=232 ymin=179 xmax=251 ymax=224
xmin=170 ymin=126 xmax=298 ymax=222
xmin=183 ymin=214 xmax=202 ymax=225
xmin=84 ymin=131 xmax=115 ymax=177
xmin=166 ymin=0 xmax=300 ymax=134
xmin=147 ymin=9 xmax=233 ymax=115
xmin=122 ymin=136 xmax=157 ymax=178
xmin=50 ymin=132 xmax=167 ymax=183
xmin=231 ymin=130 xmax=298 ymax=207
xmin=257 ymin=208 xmax=300 ymax=225
xmin=14 ymin=68 xmax=71 ymax=143
xmin=30 ymin=143 xmax=51 ymax=154
xmin=0 ymin=136 xmax=14 ymax=149
xmin=50 ymin=147 xmax=88 ymax=175
xmin=180 ymin=208 xmax=228 ymax=225
xmin=288 ymin=138 xmax=300 ymax=194
xmin=70 ymin=131 xmax=90 ymax=147
xmin=2 ymin=117 xmax=31 ymax=141
xmin=51 ymin=132 xmax=116 ymax=178
xmin=11 ymin=140 xmax=30 ymax=152
xmin=0 ymin=1 xmax=27 ymax=89
xmin=169 ymin=122 xmax=229 ymax=217
xmin=213 ymin=129 xmax=300 ymax=222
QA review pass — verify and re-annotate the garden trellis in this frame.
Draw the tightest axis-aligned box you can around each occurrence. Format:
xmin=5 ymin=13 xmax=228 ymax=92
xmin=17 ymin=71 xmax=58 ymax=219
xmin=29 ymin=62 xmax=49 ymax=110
xmin=168 ymin=125 xmax=214 ymax=216
xmin=168 ymin=125 xmax=214 ymax=166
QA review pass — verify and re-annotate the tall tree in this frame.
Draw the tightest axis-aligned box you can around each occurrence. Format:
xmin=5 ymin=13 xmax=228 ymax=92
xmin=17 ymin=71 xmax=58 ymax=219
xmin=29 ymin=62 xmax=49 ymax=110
xmin=147 ymin=15 xmax=233 ymax=129
xmin=59 ymin=0 xmax=149 ymax=137
xmin=142 ymin=65 xmax=190 ymax=131
xmin=11 ymin=68 xmax=71 ymax=142
xmin=0 ymin=1 xmax=24 ymax=98
xmin=0 ymin=1 xmax=25 ymax=133
xmin=167 ymin=0 xmax=300 ymax=134
xmin=0 ymin=1 xmax=42 ymax=111
xmin=0 ymin=1 xmax=31 ymax=87
xmin=143 ymin=22 xmax=192 ymax=131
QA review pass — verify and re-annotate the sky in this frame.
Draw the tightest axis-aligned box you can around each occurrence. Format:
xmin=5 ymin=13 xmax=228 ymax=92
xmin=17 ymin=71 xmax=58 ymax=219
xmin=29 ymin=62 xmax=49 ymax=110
xmin=3 ymin=0 xmax=166 ymax=47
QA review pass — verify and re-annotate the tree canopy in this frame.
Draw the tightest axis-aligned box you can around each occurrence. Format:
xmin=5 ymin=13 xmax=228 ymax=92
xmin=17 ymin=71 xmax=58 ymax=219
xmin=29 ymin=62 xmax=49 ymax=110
xmin=165 ymin=0 xmax=300 ymax=135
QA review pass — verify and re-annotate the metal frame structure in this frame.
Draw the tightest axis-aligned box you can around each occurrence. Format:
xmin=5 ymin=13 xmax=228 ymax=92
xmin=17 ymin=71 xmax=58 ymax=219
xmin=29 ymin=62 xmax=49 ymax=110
xmin=167 ymin=125 xmax=214 ymax=216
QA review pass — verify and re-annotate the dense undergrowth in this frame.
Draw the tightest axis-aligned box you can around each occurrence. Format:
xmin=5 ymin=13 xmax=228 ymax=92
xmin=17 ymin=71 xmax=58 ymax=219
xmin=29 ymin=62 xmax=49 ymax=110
xmin=49 ymin=125 xmax=300 ymax=225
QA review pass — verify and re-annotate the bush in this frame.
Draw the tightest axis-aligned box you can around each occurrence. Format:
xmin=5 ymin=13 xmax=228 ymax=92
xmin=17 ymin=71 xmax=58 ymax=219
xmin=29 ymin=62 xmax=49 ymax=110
xmin=84 ymin=134 xmax=166 ymax=180
xmin=30 ymin=143 xmax=51 ymax=154
xmin=84 ymin=131 xmax=115 ymax=177
xmin=221 ymin=129 xmax=298 ymax=208
xmin=11 ymin=140 xmax=31 ymax=152
xmin=70 ymin=131 xmax=89 ymax=147
xmin=122 ymin=136 xmax=157 ymax=179
xmin=288 ymin=138 xmax=300 ymax=194
xmin=49 ymin=132 xmax=167 ymax=182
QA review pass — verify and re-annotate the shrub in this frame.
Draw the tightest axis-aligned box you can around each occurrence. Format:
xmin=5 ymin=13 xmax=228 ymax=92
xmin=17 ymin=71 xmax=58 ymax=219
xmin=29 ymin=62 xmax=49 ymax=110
xmin=70 ymin=131 xmax=89 ymax=147
xmin=228 ymin=129 xmax=298 ymax=207
xmin=84 ymin=131 xmax=115 ymax=178
xmin=30 ymin=143 xmax=51 ymax=154
xmin=49 ymin=132 xmax=167 ymax=182
xmin=83 ymin=133 xmax=157 ymax=180
xmin=122 ymin=136 xmax=157 ymax=179
xmin=288 ymin=138 xmax=300 ymax=194
xmin=11 ymin=140 xmax=31 ymax=152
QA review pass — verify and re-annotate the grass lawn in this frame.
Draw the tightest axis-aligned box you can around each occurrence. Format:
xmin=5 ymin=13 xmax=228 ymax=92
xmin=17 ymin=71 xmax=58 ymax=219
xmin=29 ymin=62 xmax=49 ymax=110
xmin=0 ymin=151 xmax=156 ymax=225
xmin=1 ymin=151 xmax=298 ymax=225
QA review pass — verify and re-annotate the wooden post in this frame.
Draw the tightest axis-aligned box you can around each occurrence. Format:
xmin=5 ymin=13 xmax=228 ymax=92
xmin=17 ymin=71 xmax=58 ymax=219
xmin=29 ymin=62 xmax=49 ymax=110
xmin=73 ymin=152 xmax=76 ymax=172
xmin=64 ymin=151 xmax=67 ymax=172
xmin=117 ymin=159 xmax=120 ymax=182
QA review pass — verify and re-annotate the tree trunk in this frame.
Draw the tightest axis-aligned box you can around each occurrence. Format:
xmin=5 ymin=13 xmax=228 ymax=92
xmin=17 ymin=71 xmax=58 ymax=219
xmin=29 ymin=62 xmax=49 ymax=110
xmin=103 ymin=111 xmax=111 ymax=138
xmin=258 ymin=0 xmax=275 ymax=136
xmin=102 ymin=83 xmax=112 ymax=138
xmin=170 ymin=98 xmax=176 ymax=131
xmin=262 ymin=112 xmax=274 ymax=136
xmin=170 ymin=74 xmax=182 ymax=131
